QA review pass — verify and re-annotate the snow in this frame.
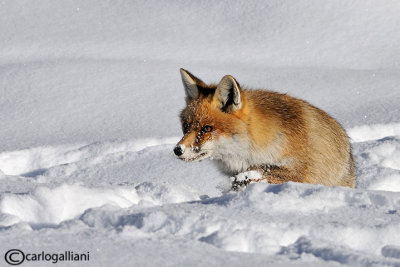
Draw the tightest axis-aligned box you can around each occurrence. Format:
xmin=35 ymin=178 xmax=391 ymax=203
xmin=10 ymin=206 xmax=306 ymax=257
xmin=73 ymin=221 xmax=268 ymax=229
xmin=1 ymin=0 xmax=400 ymax=266
xmin=348 ymin=123 xmax=400 ymax=143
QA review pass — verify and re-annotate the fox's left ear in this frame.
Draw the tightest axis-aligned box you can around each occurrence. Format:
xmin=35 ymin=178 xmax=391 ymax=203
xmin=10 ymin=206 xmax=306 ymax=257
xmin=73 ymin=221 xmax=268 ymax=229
xmin=213 ymin=75 xmax=242 ymax=113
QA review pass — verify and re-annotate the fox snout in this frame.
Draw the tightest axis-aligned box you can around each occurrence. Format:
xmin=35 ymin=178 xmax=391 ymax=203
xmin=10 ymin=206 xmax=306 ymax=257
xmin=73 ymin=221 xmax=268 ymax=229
xmin=173 ymin=140 xmax=212 ymax=162
xmin=173 ymin=143 xmax=201 ymax=157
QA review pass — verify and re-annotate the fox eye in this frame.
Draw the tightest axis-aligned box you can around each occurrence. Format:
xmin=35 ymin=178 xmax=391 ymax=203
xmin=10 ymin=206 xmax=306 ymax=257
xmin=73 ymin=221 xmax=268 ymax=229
xmin=183 ymin=122 xmax=190 ymax=134
xmin=201 ymin=125 xmax=214 ymax=133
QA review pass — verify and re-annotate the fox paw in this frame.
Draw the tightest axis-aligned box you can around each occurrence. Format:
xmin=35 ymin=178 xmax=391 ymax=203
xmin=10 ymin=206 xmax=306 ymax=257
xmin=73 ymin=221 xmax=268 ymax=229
xmin=230 ymin=171 xmax=262 ymax=191
xmin=231 ymin=177 xmax=250 ymax=191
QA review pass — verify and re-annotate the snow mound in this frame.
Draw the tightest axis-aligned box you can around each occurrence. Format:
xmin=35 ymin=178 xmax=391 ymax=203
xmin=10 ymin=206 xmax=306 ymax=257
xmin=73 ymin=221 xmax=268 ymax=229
xmin=0 ymin=182 xmax=199 ymax=228
xmin=0 ymin=137 xmax=179 ymax=176
xmin=354 ymin=136 xmax=400 ymax=192
xmin=282 ymin=237 xmax=400 ymax=266
xmin=348 ymin=123 xmax=400 ymax=143
xmin=0 ymin=184 xmax=139 ymax=227
xmin=74 ymin=183 xmax=400 ymax=262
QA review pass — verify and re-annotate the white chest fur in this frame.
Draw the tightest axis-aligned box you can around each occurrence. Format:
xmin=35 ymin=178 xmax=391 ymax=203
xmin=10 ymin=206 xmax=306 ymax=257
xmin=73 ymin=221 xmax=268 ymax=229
xmin=212 ymin=134 xmax=287 ymax=174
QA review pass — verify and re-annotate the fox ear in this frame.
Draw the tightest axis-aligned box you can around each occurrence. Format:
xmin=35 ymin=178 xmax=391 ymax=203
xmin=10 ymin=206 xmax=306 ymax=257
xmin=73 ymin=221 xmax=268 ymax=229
xmin=180 ymin=68 xmax=206 ymax=102
xmin=214 ymin=75 xmax=242 ymax=113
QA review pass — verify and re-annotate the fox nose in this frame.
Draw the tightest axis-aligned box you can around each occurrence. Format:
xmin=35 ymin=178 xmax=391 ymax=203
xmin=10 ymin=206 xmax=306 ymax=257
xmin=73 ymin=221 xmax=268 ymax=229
xmin=174 ymin=145 xmax=183 ymax=156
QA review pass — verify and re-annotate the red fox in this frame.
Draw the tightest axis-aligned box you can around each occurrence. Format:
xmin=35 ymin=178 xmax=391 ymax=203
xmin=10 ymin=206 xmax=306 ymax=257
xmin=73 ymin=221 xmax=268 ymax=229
xmin=174 ymin=69 xmax=355 ymax=190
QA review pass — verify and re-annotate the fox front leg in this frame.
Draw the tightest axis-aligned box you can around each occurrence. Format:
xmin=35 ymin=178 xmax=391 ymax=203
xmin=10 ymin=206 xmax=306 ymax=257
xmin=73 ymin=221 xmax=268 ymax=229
xmin=231 ymin=166 xmax=296 ymax=191
xmin=230 ymin=170 xmax=264 ymax=191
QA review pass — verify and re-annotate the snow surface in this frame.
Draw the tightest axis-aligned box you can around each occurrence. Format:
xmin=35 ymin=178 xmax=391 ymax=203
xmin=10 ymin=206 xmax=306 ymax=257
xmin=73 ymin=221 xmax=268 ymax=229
xmin=1 ymin=0 xmax=400 ymax=266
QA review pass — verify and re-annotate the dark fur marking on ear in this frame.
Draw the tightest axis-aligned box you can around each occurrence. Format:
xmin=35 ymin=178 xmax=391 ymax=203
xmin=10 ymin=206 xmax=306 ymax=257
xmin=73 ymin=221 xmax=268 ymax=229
xmin=221 ymin=89 xmax=236 ymax=112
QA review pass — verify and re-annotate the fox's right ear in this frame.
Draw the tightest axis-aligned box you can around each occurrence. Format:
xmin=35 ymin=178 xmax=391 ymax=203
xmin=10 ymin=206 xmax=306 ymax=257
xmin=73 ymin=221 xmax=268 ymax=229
xmin=180 ymin=68 xmax=206 ymax=102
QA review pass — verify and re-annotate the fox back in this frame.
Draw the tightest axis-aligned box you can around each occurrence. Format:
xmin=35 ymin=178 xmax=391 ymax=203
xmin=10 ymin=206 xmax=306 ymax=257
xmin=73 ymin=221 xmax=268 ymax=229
xmin=174 ymin=69 xmax=355 ymax=188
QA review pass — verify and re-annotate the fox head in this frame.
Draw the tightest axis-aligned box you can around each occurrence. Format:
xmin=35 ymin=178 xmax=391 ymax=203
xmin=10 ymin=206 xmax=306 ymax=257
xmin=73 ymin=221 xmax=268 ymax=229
xmin=174 ymin=69 xmax=248 ymax=163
